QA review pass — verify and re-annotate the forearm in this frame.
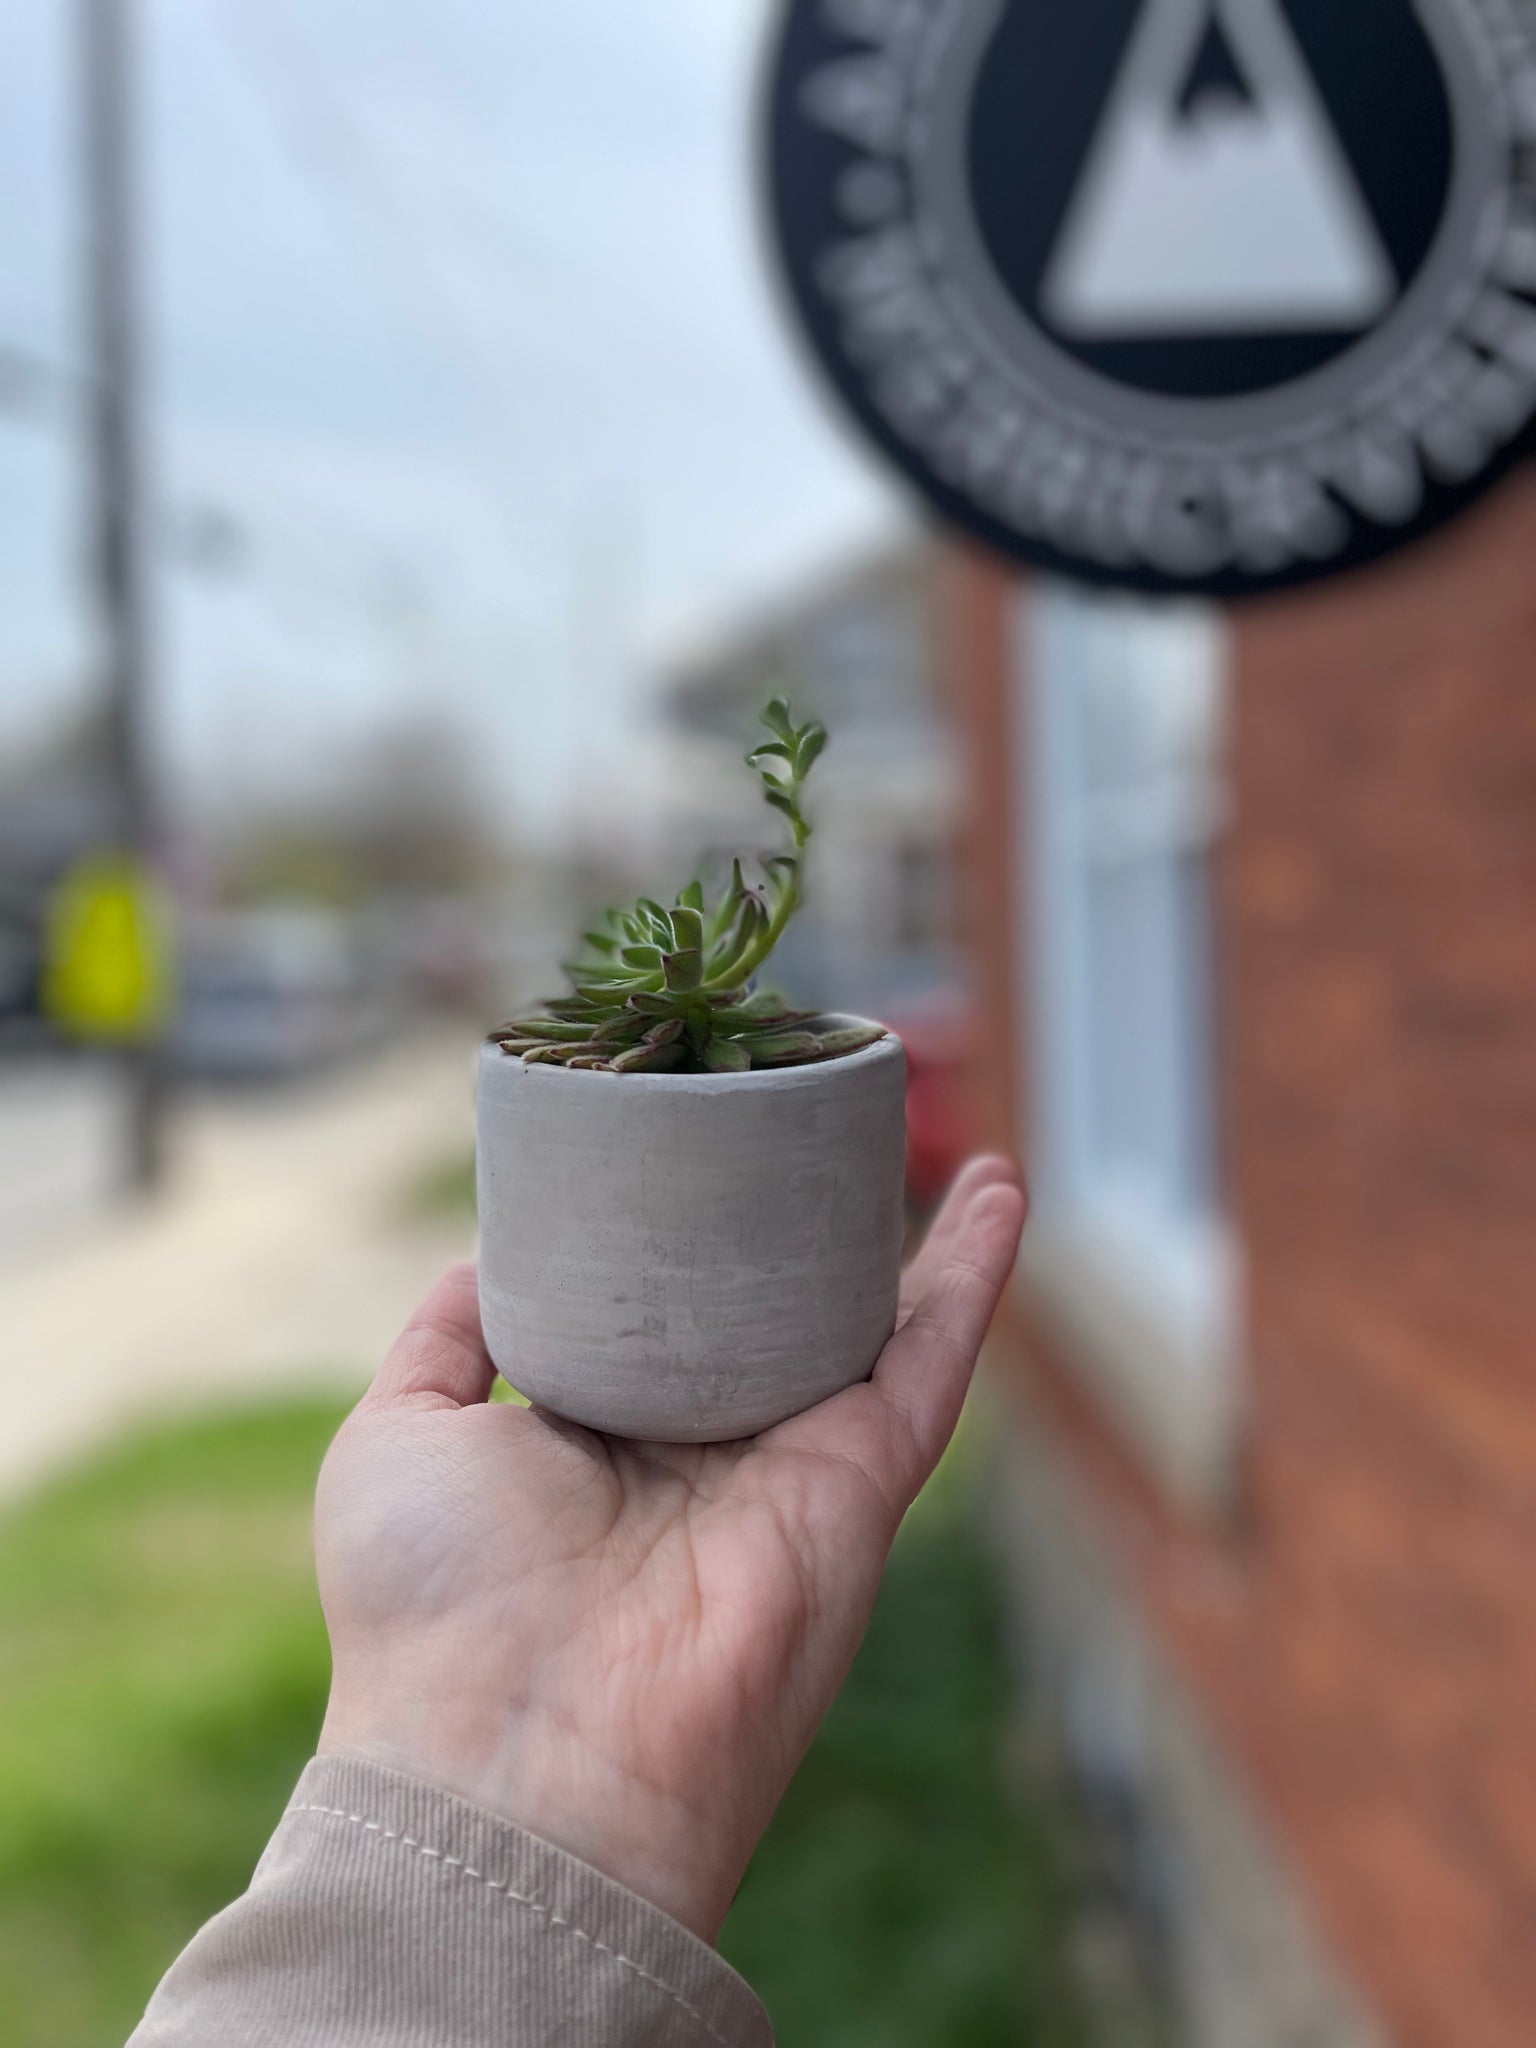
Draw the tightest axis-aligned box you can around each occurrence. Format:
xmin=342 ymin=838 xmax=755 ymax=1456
xmin=128 ymin=1754 xmax=771 ymax=2048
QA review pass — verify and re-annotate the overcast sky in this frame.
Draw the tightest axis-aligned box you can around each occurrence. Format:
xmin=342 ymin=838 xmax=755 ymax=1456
xmin=0 ymin=0 xmax=894 ymax=831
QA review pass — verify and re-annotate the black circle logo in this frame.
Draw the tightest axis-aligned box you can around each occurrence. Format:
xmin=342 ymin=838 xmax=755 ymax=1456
xmin=767 ymin=0 xmax=1536 ymax=597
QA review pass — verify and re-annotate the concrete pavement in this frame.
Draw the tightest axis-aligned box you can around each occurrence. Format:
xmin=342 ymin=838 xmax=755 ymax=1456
xmin=0 ymin=1031 xmax=480 ymax=1501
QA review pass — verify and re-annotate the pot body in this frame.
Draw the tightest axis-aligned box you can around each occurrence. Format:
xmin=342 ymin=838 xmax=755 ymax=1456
xmin=476 ymin=1025 xmax=906 ymax=1441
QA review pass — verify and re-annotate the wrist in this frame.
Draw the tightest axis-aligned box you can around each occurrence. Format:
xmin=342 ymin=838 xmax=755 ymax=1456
xmin=318 ymin=1678 xmax=744 ymax=1942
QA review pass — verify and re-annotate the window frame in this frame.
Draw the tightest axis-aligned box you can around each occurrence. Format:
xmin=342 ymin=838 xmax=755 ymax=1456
xmin=1013 ymin=581 xmax=1244 ymax=1507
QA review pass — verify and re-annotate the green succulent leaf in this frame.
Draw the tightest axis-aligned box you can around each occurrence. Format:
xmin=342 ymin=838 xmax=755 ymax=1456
xmin=764 ymin=864 xmax=795 ymax=912
xmin=591 ymin=1014 xmax=646 ymax=1046
xmin=809 ymin=1023 xmax=886 ymax=1059
xmin=499 ymin=1018 xmax=595 ymax=1043
xmin=662 ymin=949 xmax=704 ymax=994
xmin=701 ymin=1038 xmax=751 ymax=1074
xmin=796 ymin=724 xmax=828 ymax=775
xmin=707 ymin=898 xmax=765 ymax=986
xmin=705 ymin=860 xmax=747 ymax=944
xmin=611 ymin=1042 xmax=686 ymax=1075
xmin=677 ymin=879 xmax=705 ymax=913
xmin=719 ymin=993 xmax=813 ymax=1028
xmin=739 ymin=1030 xmax=822 ymax=1065
xmin=762 ymin=695 xmax=795 ymax=744
xmin=669 ymin=905 xmax=705 ymax=954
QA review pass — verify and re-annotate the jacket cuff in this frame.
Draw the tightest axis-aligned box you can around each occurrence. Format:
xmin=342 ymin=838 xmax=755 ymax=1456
xmin=134 ymin=1752 xmax=772 ymax=2047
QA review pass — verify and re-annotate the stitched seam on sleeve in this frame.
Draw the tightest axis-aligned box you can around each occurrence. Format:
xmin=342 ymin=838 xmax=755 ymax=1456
xmin=289 ymin=1802 xmax=736 ymax=2048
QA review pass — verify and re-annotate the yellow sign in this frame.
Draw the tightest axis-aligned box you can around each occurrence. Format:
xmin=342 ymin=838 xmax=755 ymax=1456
xmin=42 ymin=855 xmax=175 ymax=1042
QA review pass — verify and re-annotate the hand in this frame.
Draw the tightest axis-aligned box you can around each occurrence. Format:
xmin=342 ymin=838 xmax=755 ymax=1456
xmin=316 ymin=1156 xmax=1027 ymax=1943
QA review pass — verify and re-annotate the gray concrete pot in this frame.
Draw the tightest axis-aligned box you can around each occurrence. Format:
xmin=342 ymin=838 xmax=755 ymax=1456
xmin=476 ymin=1022 xmax=906 ymax=1442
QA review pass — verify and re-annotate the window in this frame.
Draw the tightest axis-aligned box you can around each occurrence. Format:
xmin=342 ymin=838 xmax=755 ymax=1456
xmin=1017 ymin=582 xmax=1241 ymax=1503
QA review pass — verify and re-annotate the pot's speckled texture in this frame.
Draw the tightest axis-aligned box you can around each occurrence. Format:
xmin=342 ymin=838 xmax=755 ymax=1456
xmin=476 ymin=1024 xmax=906 ymax=1442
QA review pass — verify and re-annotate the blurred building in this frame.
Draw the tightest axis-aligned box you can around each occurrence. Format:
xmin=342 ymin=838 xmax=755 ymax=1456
xmin=654 ymin=543 xmax=965 ymax=1024
xmin=946 ymin=475 xmax=1536 ymax=2048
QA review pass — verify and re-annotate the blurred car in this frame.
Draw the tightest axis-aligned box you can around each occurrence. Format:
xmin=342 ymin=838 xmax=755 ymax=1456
xmin=171 ymin=908 xmax=385 ymax=1082
xmin=0 ymin=903 xmax=41 ymax=1029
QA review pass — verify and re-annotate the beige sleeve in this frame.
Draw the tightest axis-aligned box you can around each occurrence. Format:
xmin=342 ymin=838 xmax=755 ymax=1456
xmin=128 ymin=1754 xmax=772 ymax=2048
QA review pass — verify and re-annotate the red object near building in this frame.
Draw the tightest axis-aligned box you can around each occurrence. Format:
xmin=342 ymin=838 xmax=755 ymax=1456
xmin=888 ymin=998 xmax=980 ymax=1215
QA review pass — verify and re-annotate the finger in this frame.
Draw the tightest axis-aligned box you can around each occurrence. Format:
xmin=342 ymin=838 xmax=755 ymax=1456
xmin=875 ymin=1174 xmax=1026 ymax=1481
xmin=771 ymin=1168 xmax=1026 ymax=1516
xmin=898 ymin=1154 xmax=1024 ymax=1322
xmin=363 ymin=1262 xmax=498 ymax=1411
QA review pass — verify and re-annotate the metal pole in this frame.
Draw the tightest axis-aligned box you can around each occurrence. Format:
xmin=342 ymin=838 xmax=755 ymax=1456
xmin=81 ymin=0 xmax=166 ymax=1190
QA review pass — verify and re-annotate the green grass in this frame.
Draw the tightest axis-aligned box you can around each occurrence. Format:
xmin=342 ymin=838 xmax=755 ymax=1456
xmin=721 ymin=1472 xmax=1085 ymax=2047
xmin=0 ymin=1401 xmax=349 ymax=2048
xmin=406 ymin=1150 xmax=477 ymax=1221
xmin=0 ymin=1404 xmax=1081 ymax=2048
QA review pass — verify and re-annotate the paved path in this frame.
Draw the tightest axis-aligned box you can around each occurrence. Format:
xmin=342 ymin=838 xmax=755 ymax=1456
xmin=0 ymin=1032 xmax=479 ymax=1501
xmin=0 ymin=1057 xmax=123 ymax=1260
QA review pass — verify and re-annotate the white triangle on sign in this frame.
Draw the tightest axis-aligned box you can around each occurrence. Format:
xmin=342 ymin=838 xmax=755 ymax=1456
xmin=1042 ymin=0 xmax=1397 ymax=338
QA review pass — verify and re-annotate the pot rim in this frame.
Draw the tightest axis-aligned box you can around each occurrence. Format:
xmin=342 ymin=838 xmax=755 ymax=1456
xmin=479 ymin=1012 xmax=902 ymax=1093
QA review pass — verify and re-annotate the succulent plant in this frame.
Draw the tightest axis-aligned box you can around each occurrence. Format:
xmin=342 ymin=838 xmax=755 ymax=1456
xmin=488 ymin=697 xmax=886 ymax=1075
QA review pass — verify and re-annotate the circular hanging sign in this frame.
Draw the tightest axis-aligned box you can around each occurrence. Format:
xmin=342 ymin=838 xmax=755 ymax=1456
xmin=766 ymin=0 xmax=1536 ymax=597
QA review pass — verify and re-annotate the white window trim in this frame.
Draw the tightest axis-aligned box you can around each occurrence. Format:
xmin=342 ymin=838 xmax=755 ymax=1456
xmin=1013 ymin=582 xmax=1244 ymax=1509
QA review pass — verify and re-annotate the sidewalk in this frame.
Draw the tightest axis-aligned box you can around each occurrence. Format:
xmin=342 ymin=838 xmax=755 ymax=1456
xmin=0 ymin=1032 xmax=479 ymax=1501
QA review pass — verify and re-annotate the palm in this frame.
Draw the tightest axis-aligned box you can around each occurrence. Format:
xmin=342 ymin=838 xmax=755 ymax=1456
xmin=317 ymin=1159 xmax=1025 ymax=1940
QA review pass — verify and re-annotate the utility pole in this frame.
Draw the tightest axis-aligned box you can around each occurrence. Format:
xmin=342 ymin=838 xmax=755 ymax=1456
xmin=81 ymin=0 xmax=166 ymax=1189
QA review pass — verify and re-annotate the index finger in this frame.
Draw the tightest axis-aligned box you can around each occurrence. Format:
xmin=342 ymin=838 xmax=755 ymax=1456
xmin=898 ymin=1155 xmax=1023 ymax=1322
xmin=768 ymin=1161 xmax=1027 ymax=1515
xmin=875 ymin=1172 xmax=1026 ymax=1482
xmin=362 ymin=1262 xmax=499 ymax=1411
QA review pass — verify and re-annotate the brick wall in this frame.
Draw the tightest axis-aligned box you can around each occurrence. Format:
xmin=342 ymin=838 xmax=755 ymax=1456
xmin=945 ymin=469 xmax=1536 ymax=2048
xmin=1216 ymin=470 xmax=1536 ymax=2048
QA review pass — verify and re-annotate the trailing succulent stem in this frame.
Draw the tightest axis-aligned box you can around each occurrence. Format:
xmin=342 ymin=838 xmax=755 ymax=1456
xmin=489 ymin=697 xmax=885 ymax=1075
